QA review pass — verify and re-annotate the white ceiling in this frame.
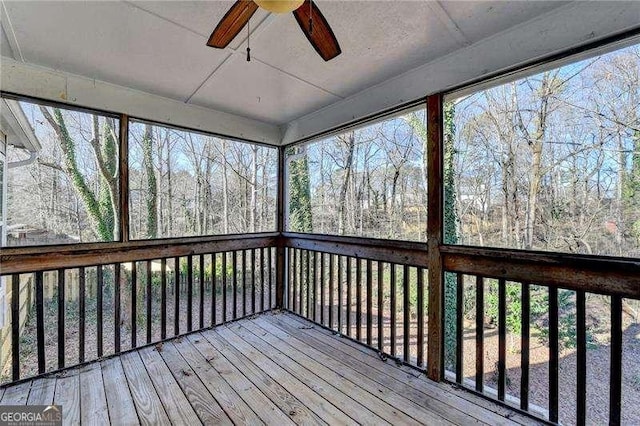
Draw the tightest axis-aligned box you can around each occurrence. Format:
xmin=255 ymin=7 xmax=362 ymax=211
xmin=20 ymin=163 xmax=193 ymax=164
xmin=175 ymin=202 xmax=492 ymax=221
xmin=1 ymin=0 xmax=639 ymax=141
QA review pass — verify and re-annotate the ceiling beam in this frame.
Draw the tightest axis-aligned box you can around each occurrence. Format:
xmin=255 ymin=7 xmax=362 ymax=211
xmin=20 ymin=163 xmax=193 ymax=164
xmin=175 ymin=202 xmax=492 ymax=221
xmin=1 ymin=57 xmax=282 ymax=144
xmin=282 ymin=1 xmax=640 ymax=144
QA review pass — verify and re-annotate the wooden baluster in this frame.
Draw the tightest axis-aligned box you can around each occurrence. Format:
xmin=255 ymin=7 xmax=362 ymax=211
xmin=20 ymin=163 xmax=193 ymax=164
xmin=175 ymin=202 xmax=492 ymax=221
xmin=306 ymin=250 xmax=312 ymax=319
xmin=337 ymin=255 xmax=343 ymax=333
xmin=292 ymin=249 xmax=298 ymax=313
xmin=146 ymin=261 xmax=152 ymax=344
xmin=549 ymin=286 xmax=558 ymax=422
xmin=356 ymin=258 xmax=362 ymax=342
xmin=232 ymin=251 xmax=238 ymax=319
xmin=520 ymin=282 xmax=530 ymax=410
xmin=497 ymin=278 xmax=506 ymax=401
xmin=199 ymin=254 xmax=205 ymax=329
xmin=366 ymin=259 xmax=372 ymax=347
xmin=378 ymin=262 xmax=384 ymax=354
xmin=320 ymin=252 xmax=325 ymax=325
xmin=404 ymin=265 xmax=410 ymax=362
xmin=36 ymin=271 xmax=45 ymax=374
xmin=131 ymin=262 xmax=137 ymax=348
xmin=160 ymin=259 xmax=167 ymax=340
xmin=268 ymin=247 xmax=273 ymax=309
xmin=242 ymin=250 xmax=247 ymax=317
xmin=187 ymin=255 xmax=193 ymax=332
xmin=417 ymin=267 xmax=424 ymax=367
xmin=475 ymin=275 xmax=484 ymax=392
xmin=610 ymin=295 xmax=622 ymax=425
xmin=12 ymin=274 xmax=20 ymax=380
xmin=174 ymin=257 xmax=180 ymax=335
xmin=252 ymin=248 xmax=256 ymax=314
xmin=212 ymin=253 xmax=217 ymax=326
xmin=115 ymin=264 xmax=121 ymax=353
xmin=346 ymin=257 xmax=352 ymax=337
xmin=79 ymin=267 xmax=86 ymax=363
xmin=455 ymin=273 xmax=463 ymax=383
xmin=576 ymin=290 xmax=586 ymax=425
xmin=222 ymin=252 xmax=228 ymax=322
xmin=97 ymin=265 xmax=104 ymax=356
xmin=390 ymin=263 xmax=396 ymax=358
xmin=330 ymin=254 xmax=335 ymax=330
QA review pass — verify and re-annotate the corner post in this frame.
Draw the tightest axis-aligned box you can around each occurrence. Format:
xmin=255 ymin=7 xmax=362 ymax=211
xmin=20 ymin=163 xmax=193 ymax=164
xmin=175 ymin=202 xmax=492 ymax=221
xmin=426 ymin=94 xmax=444 ymax=381
xmin=275 ymin=145 xmax=286 ymax=309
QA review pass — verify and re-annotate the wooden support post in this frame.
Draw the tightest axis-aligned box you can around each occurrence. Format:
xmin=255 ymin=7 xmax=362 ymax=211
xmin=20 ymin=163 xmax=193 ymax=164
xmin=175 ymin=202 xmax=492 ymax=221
xmin=427 ymin=94 xmax=444 ymax=381
xmin=276 ymin=146 xmax=286 ymax=309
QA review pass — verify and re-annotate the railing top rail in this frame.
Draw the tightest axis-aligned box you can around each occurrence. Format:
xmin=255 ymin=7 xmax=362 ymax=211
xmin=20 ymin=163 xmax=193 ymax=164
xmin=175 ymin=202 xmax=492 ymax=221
xmin=282 ymin=233 xmax=428 ymax=267
xmin=1 ymin=233 xmax=278 ymax=275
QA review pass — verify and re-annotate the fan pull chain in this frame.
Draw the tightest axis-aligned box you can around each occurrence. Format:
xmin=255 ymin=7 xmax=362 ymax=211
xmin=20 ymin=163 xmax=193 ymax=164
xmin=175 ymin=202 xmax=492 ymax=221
xmin=308 ymin=0 xmax=313 ymax=34
xmin=246 ymin=18 xmax=251 ymax=61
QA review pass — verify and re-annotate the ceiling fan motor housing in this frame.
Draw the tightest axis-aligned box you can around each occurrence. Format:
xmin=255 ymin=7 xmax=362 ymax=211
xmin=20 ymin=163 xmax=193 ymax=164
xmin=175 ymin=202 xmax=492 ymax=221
xmin=254 ymin=0 xmax=305 ymax=14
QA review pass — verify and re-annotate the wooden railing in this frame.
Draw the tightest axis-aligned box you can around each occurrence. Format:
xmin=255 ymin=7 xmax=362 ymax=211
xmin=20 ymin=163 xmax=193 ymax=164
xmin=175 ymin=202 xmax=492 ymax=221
xmin=283 ymin=233 xmax=429 ymax=369
xmin=0 ymin=233 xmax=278 ymax=384
xmin=3 ymin=230 xmax=638 ymax=424
xmin=442 ymin=246 xmax=640 ymax=425
xmin=283 ymin=233 xmax=640 ymax=425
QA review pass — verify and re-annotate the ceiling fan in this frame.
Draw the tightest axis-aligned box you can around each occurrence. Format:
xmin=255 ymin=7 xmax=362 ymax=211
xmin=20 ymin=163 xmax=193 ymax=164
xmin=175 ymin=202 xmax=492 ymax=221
xmin=207 ymin=0 xmax=341 ymax=61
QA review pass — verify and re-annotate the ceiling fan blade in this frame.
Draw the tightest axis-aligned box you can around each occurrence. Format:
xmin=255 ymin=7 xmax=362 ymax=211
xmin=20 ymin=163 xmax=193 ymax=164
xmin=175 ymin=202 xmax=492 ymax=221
xmin=207 ymin=0 xmax=259 ymax=48
xmin=293 ymin=0 xmax=341 ymax=61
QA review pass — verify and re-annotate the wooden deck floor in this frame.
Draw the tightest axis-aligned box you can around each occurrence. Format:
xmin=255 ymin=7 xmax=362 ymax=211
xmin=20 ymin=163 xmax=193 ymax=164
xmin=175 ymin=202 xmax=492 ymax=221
xmin=0 ymin=312 xmax=539 ymax=425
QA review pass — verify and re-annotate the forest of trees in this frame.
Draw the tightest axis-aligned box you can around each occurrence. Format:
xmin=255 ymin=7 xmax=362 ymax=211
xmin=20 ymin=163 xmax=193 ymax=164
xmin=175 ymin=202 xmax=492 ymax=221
xmin=451 ymin=43 xmax=640 ymax=258
xmin=128 ymin=121 xmax=277 ymax=240
xmin=287 ymin=43 xmax=640 ymax=260
xmin=4 ymin=106 xmax=277 ymax=246
xmin=287 ymin=109 xmax=428 ymax=241
xmin=4 ymin=43 xmax=639 ymax=258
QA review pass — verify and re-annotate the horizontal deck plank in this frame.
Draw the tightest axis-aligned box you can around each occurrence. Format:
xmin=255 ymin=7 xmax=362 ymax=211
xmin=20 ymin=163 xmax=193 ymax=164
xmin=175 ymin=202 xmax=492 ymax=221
xmin=183 ymin=334 xmax=295 ymax=426
xmin=225 ymin=323 xmax=390 ymax=425
xmin=1 ymin=381 xmax=31 ymax=405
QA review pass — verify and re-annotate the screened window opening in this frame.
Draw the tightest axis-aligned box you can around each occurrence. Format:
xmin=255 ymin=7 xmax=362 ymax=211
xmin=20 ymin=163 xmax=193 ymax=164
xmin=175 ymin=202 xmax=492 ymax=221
xmin=286 ymin=109 xmax=428 ymax=242
xmin=445 ymin=42 xmax=640 ymax=258
xmin=128 ymin=121 xmax=277 ymax=240
xmin=1 ymin=97 xmax=120 ymax=246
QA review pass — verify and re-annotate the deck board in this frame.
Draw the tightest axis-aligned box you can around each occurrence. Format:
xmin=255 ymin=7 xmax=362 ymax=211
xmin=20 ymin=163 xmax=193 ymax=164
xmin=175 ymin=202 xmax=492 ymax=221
xmin=79 ymin=363 xmax=109 ymax=426
xmin=137 ymin=346 xmax=203 ymax=425
xmin=54 ymin=373 xmax=80 ymax=425
xmin=26 ymin=377 xmax=55 ymax=405
xmin=189 ymin=333 xmax=324 ymax=425
xmin=101 ymin=357 xmax=140 ymax=426
xmin=241 ymin=319 xmax=445 ymax=425
xmin=0 ymin=312 xmax=538 ymax=426
xmin=158 ymin=340 xmax=238 ymax=425
xmin=278 ymin=312 xmax=536 ymax=425
xmin=226 ymin=323 xmax=390 ymax=425
xmin=120 ymin=351 xmax=171 ymax=426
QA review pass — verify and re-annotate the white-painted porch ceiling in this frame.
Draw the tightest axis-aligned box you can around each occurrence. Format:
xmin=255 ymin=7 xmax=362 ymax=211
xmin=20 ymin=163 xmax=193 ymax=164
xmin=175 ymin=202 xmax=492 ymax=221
xmin=0 ymin=0 xmax=632 ymax=129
